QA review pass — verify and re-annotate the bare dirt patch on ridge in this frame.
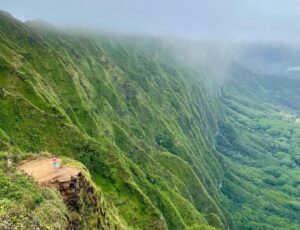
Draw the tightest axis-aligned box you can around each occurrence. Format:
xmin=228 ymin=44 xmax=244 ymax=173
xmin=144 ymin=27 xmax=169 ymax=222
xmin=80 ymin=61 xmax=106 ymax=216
xmin=18 ymin=157 xmax=80 ymax=187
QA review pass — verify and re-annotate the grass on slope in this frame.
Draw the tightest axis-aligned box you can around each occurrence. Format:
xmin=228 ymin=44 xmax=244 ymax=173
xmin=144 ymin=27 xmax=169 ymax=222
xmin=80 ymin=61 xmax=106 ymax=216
xmin=0 ymin=11 xmax=227 ymax=229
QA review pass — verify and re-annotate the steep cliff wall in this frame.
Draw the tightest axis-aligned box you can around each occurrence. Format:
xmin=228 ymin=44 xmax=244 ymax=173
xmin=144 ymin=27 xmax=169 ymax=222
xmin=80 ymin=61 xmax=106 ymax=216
xmin=0 ymin=11 xmax=227 ymax=229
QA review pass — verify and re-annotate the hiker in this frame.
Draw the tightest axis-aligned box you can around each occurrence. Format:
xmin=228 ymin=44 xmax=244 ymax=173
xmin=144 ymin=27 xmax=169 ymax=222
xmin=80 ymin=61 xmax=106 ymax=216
xmin=7 ymin=158 xmax=12 ymax=168
xmin=52 ymin=156 xmax=59 ymax=171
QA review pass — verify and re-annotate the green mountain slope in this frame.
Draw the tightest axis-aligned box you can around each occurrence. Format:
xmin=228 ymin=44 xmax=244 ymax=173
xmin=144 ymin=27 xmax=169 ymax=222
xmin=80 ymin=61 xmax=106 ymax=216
xmin=1 ymin=10 xmax=300 ymax=230
xmin=0 ymin=11 xmax=227 ymax=229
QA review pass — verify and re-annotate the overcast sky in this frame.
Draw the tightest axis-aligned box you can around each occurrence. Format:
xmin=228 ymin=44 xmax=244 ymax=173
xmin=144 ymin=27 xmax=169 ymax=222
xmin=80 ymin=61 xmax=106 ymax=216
xmin=0 ymin=0 xmax=299 ymax=41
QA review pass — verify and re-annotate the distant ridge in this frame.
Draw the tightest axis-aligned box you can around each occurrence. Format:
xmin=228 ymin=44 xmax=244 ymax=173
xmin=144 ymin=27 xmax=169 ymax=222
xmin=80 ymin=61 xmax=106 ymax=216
xmin=0 ymin=10 xmax=14 ymax=18
xmin=25 ymin=18 xmax=56 ymax=30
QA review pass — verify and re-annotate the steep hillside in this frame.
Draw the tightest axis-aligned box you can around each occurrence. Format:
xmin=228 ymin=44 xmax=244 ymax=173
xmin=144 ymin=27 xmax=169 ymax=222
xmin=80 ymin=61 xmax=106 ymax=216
xmin=2 ymin=10 xmax=299 ymax=230
xmin=0 ymin=11 xmax=227 ymax=229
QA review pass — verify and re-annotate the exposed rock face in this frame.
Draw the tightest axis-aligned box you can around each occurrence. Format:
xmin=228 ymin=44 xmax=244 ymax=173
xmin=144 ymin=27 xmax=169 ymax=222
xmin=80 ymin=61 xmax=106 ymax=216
xmin=52 ymin=172 xmax=111 ymax=229
xmin=18 ymin=157 xmax=116 ymax=229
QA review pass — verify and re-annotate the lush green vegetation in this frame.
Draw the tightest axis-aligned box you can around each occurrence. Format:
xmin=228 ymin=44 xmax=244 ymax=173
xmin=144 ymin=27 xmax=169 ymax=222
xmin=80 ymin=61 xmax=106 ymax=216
xmin=0 ymin=11 xmax=226 ymax=229
xmin=217 ymin=67 xmax=300 ymax=230
xmin=1 ymin=10 xmax=300 ymax=230
xmin=0 ymin=144 xmax=69 ymax=228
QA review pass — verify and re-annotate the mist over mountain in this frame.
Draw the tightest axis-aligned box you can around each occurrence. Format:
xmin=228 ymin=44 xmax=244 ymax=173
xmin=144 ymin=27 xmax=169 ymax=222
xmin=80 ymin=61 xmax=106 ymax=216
xmin=0 ymin=2 xmax=300 ymax=230
xmin=1 ymin=0 xmax=300 ymax=41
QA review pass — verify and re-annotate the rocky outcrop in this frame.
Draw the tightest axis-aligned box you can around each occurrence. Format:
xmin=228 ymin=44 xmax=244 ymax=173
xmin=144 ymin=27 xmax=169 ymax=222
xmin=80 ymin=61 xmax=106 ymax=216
xmin=18 ymin=157 xmax=118 ymax=229
xmin=51 ymin=172 xmax=112 ymax=229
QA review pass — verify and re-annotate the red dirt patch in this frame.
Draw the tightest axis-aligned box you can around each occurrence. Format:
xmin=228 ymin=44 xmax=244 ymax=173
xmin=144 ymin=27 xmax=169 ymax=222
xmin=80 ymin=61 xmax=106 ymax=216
xmin=18 ymin=157 xmax=80 ymax=187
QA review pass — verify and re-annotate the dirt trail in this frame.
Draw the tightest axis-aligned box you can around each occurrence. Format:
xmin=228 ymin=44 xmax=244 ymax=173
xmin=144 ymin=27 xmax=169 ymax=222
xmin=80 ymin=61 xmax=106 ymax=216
xmin=18 ymin=157 xmax=80 ymax=186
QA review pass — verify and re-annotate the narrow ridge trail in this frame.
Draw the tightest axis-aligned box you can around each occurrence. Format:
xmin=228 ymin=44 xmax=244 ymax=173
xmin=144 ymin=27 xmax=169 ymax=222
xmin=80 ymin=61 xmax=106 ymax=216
xmin=18 ymin=157 xmax=80 ymax=187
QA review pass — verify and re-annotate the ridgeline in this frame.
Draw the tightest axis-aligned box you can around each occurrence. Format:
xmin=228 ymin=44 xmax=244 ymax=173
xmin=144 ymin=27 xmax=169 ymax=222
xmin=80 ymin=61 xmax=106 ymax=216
xmin=1 ymin=11 xmax=300 ymax=229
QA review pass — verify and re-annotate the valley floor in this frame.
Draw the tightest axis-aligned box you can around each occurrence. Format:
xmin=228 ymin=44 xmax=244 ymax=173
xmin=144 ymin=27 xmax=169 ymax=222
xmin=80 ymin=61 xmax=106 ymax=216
xmin=217 ymin=73 xmax=300 ymax=229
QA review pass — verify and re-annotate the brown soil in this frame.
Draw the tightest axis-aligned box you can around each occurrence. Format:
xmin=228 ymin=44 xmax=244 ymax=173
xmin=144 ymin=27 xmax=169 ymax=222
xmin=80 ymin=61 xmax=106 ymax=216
xmin=18 ymin=157 xmax=80 ymax=187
